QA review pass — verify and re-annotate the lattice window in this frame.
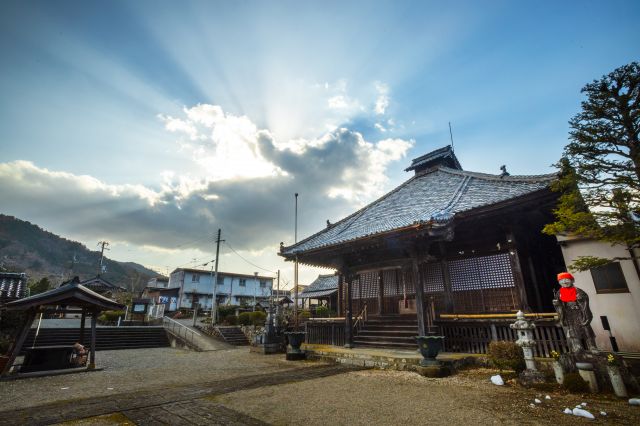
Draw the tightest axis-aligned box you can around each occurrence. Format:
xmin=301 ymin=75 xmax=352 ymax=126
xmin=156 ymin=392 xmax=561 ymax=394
xmin=354 ymin=271 xmax=378 ymax=300
xmin=449 ymin=252 xmax=515 ymax=291
xmin=349 ymin=276 xmax=361 ymax=299
xmin=383 ymin=269 xmax=402 ymax=296
xmin=423 ymin=263 xmax=445 ymax=293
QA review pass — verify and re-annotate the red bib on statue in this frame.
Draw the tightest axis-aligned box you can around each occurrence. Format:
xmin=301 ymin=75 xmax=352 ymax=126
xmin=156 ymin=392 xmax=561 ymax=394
xmin=559 ymin=287 xmax=577 ymax=302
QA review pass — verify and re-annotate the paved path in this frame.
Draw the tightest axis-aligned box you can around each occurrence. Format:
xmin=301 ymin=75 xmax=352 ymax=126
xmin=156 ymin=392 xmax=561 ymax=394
xmin=0 ymin=364 xmax=359 ymax=425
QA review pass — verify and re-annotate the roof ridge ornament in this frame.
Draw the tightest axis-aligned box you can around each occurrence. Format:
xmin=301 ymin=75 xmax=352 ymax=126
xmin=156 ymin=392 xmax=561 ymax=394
xmin=500 ymin=165 xmax=510 ymax=177
xmin=405 ymin=145 xmax=462 ymax=174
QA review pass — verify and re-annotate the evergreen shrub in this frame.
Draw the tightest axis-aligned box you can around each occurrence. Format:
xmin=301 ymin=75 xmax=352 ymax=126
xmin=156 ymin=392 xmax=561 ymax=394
xmin=487 ymin=341 xmax=526 ymax=373
xmin=238 ymin=312 xmax=252 ymax=326
xmin=250 ymin=311 xmax=266 ymax=326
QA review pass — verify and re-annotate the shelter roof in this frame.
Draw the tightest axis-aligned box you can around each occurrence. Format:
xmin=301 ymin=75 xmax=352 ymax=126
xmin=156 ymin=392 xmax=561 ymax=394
xmin=79 ymin=275 xmax=126 ymax=291
xmin=281 ymin=165 xmax=556 ymax=257
xmin=5 ymin=283 xmax=125 ymax=311
xmin=301 ymin=275 xmax=339 ymax=299
xmin=278 ymin=295 xmax=294 ymax=305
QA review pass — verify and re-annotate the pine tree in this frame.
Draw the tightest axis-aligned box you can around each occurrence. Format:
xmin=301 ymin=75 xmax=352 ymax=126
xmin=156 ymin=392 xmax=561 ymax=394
xmin=544 ymin=62 xmax=639 ymax=270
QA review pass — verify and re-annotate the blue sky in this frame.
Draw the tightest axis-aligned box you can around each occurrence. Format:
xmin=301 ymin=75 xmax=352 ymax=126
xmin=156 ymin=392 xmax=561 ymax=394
xmin=0 ymin=0 xmax=638 ymax=286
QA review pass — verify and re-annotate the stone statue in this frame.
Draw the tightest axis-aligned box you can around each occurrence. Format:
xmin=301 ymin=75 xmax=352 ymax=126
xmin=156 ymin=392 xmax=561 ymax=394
xmin=552 ymin=272 xmax=597 ymax=353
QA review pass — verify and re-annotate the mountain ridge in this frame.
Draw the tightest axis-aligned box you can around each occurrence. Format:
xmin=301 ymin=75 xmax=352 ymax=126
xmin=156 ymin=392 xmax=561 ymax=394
xmin=0 ymin=214 xmax=159 ymax=292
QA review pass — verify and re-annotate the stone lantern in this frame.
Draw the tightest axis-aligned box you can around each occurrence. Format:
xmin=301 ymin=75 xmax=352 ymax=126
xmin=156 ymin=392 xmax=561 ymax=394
xmin=510 ymin=311 xmax=544 ymax=383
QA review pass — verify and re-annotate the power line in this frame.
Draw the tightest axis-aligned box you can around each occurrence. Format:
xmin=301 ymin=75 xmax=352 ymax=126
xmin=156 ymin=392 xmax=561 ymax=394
xmin=223 ymin=241 xmax=277 ymax=274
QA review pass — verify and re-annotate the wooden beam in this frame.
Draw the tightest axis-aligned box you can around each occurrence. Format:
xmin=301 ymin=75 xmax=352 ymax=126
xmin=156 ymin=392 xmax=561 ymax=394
xmin=89 ymin=309 xmax=97 ymax=369
xmin=506 ymin=231 xmax=530 ymax=312
xmin=337 ymin=277 xmax=343 ymax=317
xmin=343 ymin=272 xmax=354 ymax=348
xmin=1 ymin=309 xmax=36 ymax=377
xmin=377 ymin=270 xmax=384 ymax=315
xmin=79 ymin=309 xmax=86 ymax=345
xmin=411 ymin=258 xmax=427 ymax=337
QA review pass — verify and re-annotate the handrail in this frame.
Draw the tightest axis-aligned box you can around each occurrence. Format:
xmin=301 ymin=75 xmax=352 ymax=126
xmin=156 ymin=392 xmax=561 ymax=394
xmin=162 ymin=316 xmax=202 ymax=348
xmin=352 ymin=303 xmax=368 ymax=333
xmin=439 ymin=313 xmax=557 ymax=320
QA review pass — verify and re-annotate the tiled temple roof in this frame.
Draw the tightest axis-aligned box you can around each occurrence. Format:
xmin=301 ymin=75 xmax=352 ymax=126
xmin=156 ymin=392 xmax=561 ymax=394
xmin=281 ymin=166 xmax=556 ymax=256
xmin=301 ymin=274 xmax=339 ymax=298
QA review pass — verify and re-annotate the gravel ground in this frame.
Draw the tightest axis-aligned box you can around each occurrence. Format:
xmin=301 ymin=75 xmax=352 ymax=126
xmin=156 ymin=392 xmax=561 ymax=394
xmin=3 ymin=350 xmax=640 ymax=425
xmin=0 ymin=347 xmax=312 ymax=411
xmin=215 ymin=368 xmax=640 ymax=426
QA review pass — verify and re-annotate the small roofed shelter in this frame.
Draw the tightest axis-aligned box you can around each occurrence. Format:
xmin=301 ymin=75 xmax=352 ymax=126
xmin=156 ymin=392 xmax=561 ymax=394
xmin=280 ymin=146 xmax=567 ymax=348
xmin=65 ymin=275 xmax=126 ymax=298
xmin=301 ymin=274 xmax=339 ymax=311
xmin=1 ymin=282 xmax=124 ymax=377
xmin=278 ymin=295 xmax=294 ymax=306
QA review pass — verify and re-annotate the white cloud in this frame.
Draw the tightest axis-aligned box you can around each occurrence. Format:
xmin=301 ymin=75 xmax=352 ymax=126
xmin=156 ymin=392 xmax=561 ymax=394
xmin=0 ymin=99 xmax=412 ymax=281
xmin=374 ymin=81 xmax=390 ymax=115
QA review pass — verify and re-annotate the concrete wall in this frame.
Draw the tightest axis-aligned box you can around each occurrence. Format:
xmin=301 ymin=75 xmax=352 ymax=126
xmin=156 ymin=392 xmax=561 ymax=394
xmin=557 ymin=236 xmax=640 ymax=352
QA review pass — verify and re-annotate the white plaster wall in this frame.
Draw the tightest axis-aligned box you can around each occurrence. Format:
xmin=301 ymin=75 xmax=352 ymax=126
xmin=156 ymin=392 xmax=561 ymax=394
xmin=557 ymin=236 xmax=640 ymax=352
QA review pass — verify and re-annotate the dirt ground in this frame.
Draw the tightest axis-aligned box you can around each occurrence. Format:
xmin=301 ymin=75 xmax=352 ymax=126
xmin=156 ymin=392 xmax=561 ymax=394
xmin=215 ymin=368 xmax=640 ymax=425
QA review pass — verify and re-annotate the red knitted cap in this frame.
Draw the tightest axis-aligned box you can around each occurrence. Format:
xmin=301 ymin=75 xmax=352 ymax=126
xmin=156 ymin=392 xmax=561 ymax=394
xmin=557 ymin=272 xmax=574 ymax=281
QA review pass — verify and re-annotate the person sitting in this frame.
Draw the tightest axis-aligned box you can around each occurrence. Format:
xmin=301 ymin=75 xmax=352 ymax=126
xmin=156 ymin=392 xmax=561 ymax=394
xmin=71 ymin=342 xmax=88 ymax=367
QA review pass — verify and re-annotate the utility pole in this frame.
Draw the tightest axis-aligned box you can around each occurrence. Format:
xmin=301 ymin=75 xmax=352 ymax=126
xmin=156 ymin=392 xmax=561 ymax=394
xmin=97 ymin=241 xmax=109 ymax=276
xmin=294 ymin=193 xmax=299 ymax=329
xmin=253 ymin=272 xmax=258 ymax=311
xmin=211 ymin=229 xmax=223 ymax=323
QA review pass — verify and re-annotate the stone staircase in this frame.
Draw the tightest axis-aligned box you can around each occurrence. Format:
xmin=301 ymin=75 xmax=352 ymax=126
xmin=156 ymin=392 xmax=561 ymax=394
xmin=21 ymin=327 xmax=170 ymax=353
xmin=216 ymin=326 xmax=249 ymax=346
xmin=354 ymin=315 xmax=418 ymax=349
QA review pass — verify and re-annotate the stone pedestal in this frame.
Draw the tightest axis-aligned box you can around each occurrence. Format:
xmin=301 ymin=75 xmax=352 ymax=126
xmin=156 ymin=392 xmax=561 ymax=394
xmin=552 ymin=361 xmax=564 ymax=385
xmin=576 ymin=362 xmax=599 ymax=393
xmin=607 ymin=365 xmax=628 ymax=398
xmin=416 ymin=365 xmax=451 ymax=378
xmin=285 ymin=352 xmax=307 ymax=361
xmin=250 ymin=342 xmax=284 ymax=354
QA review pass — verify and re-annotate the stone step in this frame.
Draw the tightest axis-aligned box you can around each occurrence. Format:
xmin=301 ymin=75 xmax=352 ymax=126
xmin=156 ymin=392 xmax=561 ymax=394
xmin=355 ymin=335 xmax=416 ymax=343
xmin=353 ymin=340 xmax=417 ymax=349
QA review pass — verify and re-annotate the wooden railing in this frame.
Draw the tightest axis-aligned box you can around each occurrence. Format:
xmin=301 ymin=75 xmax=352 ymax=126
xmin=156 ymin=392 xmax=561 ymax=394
xmin=436 ymin=319 xmax=568 ymax=357
xmin=305 ymin=320 xmax=345 ymax=346
xmin=352 ymin=303 xmax=368 ymax=335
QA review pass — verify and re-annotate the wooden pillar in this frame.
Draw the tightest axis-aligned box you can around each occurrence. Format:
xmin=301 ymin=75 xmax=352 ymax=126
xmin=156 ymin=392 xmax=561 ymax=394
xmin=337 ymin=276 xmax=343 ymax=316
xmin=1 ymin=308 xmax=36 ymax=377
xmin=507 ymin=231 xmax=531 ymax=312
xmin=411 ymin=258 xmax=427 ymax=337
xmin=527 ymin=256 xmax=543 ymax=311
xmin=89 ymin=309 xmax=97 ymax=369
xmin=344 ymin=273 xmax=354 ymax=348
xmin=79 ymin=309 xmax=86 ymax=345
xmin=377 ymin=270 xmax=384 ymax=315
xmin=440 ymin=260 xmax=454 ymax=313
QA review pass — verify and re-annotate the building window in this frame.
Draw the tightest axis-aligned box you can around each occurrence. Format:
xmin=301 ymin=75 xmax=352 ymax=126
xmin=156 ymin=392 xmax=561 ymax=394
xmin=191 ymin=274 xmax=199 ymax=283
xmin=260 ymin=280 xmax=267 ymax=288
xmin=590 ymin=262 xmax=629 ymax=293
xmin=239 ymin=279 xmax=246 ymax=287
xmin=217 ymin=276 xmax=224 ymax=285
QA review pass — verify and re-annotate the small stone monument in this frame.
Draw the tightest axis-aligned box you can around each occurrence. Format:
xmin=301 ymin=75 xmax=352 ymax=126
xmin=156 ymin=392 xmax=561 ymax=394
xmin=511 ymin=310 xmax=545 ymax=384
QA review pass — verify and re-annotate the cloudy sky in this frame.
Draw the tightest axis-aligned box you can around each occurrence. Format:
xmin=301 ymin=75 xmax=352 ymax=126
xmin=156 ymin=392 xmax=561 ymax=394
xmin=1 ymin=0 xmax=638 ymax=287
